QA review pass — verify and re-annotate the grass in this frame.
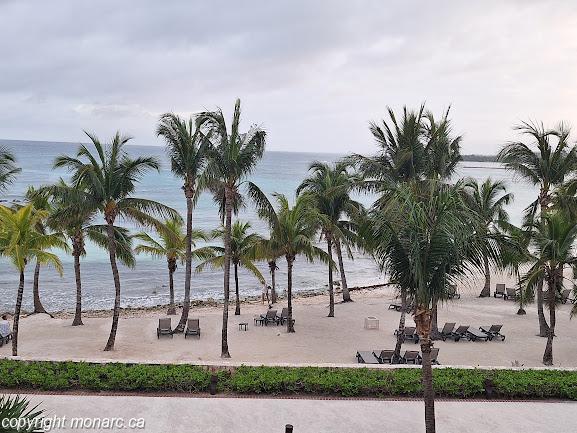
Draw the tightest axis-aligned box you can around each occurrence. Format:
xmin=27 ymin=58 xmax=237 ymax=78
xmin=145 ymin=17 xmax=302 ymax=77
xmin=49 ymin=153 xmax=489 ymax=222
xmin=1 ymin=360 xmax=576 ymax=400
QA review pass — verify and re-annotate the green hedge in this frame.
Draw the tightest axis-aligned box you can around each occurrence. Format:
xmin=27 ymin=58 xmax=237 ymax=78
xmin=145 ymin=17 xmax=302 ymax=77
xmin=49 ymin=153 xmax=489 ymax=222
xmin=1 ymin=360 xmax=577 ymax=400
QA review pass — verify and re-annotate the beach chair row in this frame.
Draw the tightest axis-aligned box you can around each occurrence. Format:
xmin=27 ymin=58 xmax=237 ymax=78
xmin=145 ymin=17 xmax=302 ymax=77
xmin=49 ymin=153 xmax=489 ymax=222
xmin=494 ymin=283 xmax=575 ymax=303
xmin=255 ymin=308 xmax=293 ymax=326
xmin=439 ymin=323 xmax=505 ymax=342
xmin=356 ymin=348 xmax=440 ymax=365
xmin=157 ymin=318 xmax=200 ymax=339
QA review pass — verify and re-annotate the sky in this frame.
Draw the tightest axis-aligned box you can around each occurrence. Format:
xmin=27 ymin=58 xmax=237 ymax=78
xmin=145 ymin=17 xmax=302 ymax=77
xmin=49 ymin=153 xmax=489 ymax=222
xmin=1 ymin=0 xmax=576 ymax=154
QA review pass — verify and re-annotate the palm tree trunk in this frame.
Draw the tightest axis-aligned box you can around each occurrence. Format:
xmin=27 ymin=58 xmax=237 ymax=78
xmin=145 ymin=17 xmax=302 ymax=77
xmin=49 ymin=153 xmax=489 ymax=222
xmin=327 ymin=237 xmax=334 ymax=317
xmin=393 ymin=287 xmax=407 ymax=363
xmin=104 ymin=221 xmax=121 ymax=352
xmin=287 ymin=256 xmax=295 ymax=333
xmin=221 ymin=186 xmax=233 ymax=358
xmin=543 ymin=276 xmax=557 ymax=366
xmin=536 ymin=279 xmax=550 ymax=337
xmin=420 ymin=338 xmax=436 ymax=433
xmin=72 ymin=248 xmax=83 ymax=326
xmin=176 ymin=194 xmax=194 ymax=332
xmin=32 ymin=260 xmax=49 ymax=315
xmin=167 ymin=261 xmax=176 ymax=315
xmin=334 ymin=239 xmax=351 ymax=302
xmin=269 ymin=261 xmax=277 ymax=304
xmin=430 ymin=301 xmax=440 ymax=340
xmin=479 ymin=255 xmax=491 ymax=297
xmin=12 ymin=270 xmax=25 ymax=356
xmin=234 ymin=263 xmax=241 ymax=315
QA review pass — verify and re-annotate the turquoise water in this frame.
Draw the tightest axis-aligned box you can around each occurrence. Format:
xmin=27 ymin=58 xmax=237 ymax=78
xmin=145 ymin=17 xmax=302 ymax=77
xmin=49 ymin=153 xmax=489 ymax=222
xmin=0 ymin=140 xmax=536 ymax=312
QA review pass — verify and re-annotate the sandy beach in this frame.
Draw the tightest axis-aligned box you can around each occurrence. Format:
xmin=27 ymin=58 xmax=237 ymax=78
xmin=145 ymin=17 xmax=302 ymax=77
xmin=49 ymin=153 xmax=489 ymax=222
xmin=2 ymin=285 xmax=576 ymax=368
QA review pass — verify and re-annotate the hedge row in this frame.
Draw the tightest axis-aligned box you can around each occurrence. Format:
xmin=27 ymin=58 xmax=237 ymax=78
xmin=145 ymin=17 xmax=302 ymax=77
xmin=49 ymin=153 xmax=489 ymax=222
xmin=1 ymin=360 xmax=577 ymax=400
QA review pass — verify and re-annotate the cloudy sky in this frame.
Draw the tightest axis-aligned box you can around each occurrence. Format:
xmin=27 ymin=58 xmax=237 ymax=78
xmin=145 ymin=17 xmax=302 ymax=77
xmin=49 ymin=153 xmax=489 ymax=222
xmin=0 ymin=0 xmax=576 ymax=154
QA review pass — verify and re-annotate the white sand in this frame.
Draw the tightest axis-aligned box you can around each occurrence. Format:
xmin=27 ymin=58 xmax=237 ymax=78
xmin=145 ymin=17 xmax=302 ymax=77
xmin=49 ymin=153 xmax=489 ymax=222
xmin=1 ymin=286 xmax=576 ymax=368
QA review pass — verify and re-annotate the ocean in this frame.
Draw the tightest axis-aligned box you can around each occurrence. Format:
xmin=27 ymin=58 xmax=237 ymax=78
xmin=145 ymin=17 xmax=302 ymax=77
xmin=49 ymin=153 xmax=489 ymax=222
xmin=0 ymin=140 xmax=537 ymax=312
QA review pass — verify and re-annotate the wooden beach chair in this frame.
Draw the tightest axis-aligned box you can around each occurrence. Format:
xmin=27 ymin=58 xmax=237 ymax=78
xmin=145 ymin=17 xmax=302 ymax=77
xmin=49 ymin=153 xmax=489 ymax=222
xmin=494 ymin=283 xmax=506 ymax=298
xmin=480 ymin=324 xmax=506 ymax=341
xmin=261 ymin=309 xmax=279 ymax=326
xmin=504 ymin=288 xmax=517 ymax=301
xmin=467 ymin=328 xmax=489 ymax=341
xmin=449 ymin=325 xmax=469 ymax=341
xmin=402 ymin=350 xmax=420 ymax=364
xmin=373 ymin=349 xmax=395 ymax=364
xmin=356 ymin=351 xmax=380 ymax=364
xmin=157 ymin=318 xmax=173 ymax=339
xmin=184 ymin=319 xmax=201 ymax=338
xmin=394 ymin=326 xmax=420 ymax=344
xmin=439 ymin=322 xmax=456 ymax=341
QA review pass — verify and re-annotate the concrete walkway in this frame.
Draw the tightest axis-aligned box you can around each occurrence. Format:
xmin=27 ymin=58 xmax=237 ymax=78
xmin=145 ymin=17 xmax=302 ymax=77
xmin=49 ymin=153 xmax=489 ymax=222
xmin=15 ymin=394 xmax=577 ymax=433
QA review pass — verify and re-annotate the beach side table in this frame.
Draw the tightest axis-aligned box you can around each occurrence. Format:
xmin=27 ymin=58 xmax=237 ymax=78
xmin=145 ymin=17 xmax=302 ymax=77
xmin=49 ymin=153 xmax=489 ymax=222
xmin=239 ymin=322 xmax=248 ymax=331
xmin=253 ymin=316 xmax=264 ymax=326
xmin=364 ymin=316 xmax=379 ymax=330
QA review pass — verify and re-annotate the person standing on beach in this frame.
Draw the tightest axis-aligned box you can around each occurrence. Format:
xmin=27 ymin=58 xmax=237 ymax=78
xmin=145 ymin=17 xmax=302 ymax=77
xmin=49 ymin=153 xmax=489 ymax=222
xmin=0 ymin=314 xmax=11 ymax=340
xmin=261 ymin=281 xmax=270 ymax=306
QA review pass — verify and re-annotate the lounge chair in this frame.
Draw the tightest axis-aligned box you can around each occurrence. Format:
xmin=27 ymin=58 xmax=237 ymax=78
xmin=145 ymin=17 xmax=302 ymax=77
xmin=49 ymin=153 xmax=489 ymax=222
xmin=480 ymin=325 xmax=506 ymax=341
xmin=417 ymin=348 xmax=440 ymax=365
xmin=261 ymin=309 xmax=279 ymax=326
xmin=394 ymin=326 xmax=419 ymax=344
xmin=447 ymin=284 xmax=461 ymax=300
xmin=184 ymin=319 xmax=201 ymax=338
xmin=504 ymin=288 xmax=517 ymax=301
xmin=449 ymin=325 xmax=469 ymax=341
xmin=157 ymin=318 xmax=173 ymax=339
xmin=356 ymin=351 xmax=380 ymax=364
xmin=402 ymin=350 xmax=420 ymax=364
xmin=277 ymin=307 xmax=292 ymax=325
xmin=373 ymin=349 xmax=395 ymax=364
xmin=560 ymin=289 xmax=572 ymax=304
xmin=467 ymin=328 xmax=489 ymax=341
xmin=494 ymin=283 xmax=506 ymax=298
xmin=439 ymin=322 xmax=456 ymax=341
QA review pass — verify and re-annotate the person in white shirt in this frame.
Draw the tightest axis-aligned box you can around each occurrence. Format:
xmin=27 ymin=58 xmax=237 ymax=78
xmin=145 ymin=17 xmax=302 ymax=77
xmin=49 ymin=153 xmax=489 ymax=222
xmin=0 ymin=314 xmax=11 ymax=341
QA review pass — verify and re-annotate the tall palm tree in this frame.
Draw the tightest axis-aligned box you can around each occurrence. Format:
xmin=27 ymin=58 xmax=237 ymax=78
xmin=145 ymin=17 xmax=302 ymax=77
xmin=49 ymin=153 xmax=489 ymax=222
xmin=197 ymin=221 xmax=264 ymax=315
xmin=250 ymin=191 xmax=327 ymax=332
xmin=523 ymin=211 xmax=577 ymax=365
xmin=46 ymin=180 xmax=135 ymax=326
xmin=369 ymin=181 xmax=488 ymax=433
xmin=197 ymin=99 xmax=266 ymax=358
xmin=22 ymin=186 xmax=53 ymax=315
xmin=54 ymin=131 xmax=179 ymax=351
xmin=157 ymin=113 xmax=210 ymax=331
xmin=257 ymin=236 xmax=282 ymax=304
xmin=0 ymin=146 xmax=21 ymax=193
xmin=498 ymin=120 xmax=577 ymax=336
xmin=0 ymin=204 xmax=65 ymax=356
xmin=135 ymin=218 xmax=209 ymax=315
xmin=422 ymin=107 xmax=462 ymax=180
xmin=297 ymin=161 xmax=362 ymax=311
xmin=462 ymin=178 xmax=513 ymax=297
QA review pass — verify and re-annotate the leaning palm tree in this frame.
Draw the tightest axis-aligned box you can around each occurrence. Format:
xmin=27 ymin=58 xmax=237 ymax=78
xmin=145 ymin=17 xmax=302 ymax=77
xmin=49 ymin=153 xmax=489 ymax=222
xmin=0 ymin=204 xmax=65 ymax=356
xmin=157 ymin=113 xmax=210 ymax=331
xmin=46 ymin=180 xmax=135 ymax=326
xmin=197 ymin=99 xmax=266 ymax=358
xmin=297 ymin=161 xmax=362 ymax=311
xmin=250 ymin=191 xmax=327 ymax=332
xmin=462 ymin=178 xmax=513 ymax=297
xmin=0 ymin=146 xmax=21 ymax=193
xmin=523 ymin=211 xmax=577 ymax=365
xmin=135 ymin=218 xmax=209 ymax=315
xmin=369 ymin=181 xmax=488 ymax=433
xmin=256 ymin=236 xmax=283 ymax=304
xmin=54 ymin=131 xmax=179 ymax=351
xmin=197 ymin=221 xmax=264 ymax=315
xmin=498 ymin=120 xmax=577 ymax=336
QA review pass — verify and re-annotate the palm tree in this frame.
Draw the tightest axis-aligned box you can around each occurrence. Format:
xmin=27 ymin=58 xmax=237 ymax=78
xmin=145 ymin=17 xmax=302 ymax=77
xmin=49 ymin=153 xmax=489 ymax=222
xmin=197 ymin=99 xmax=266 ymax=358
xmin=22 ymin=186 xmax=54 ymax=316
xmin=498 ymin=120 xmax=577 ymax=336
xmin=297 ymin=161 xmax=362 ymax=311
xmin=135 ymin=218 xmax=210 ymax=315
xmin=462 ymin=178 xmax=513 ymax=297
xmin=197 ymin=221 xmax=264 ymax=315
xmin=0 ymin=204 xmax=65 ymax=356
xmin=157 ymin=113 xmax=210 ymax=331
xmin=0 ymin=146 xmax=21 ymax=193
xmin=422 ymin=107 xmax=462 ymax=180
xmin=523 ymin=211 xmax=577 ymax=365
xmin=257 ymin=236 xmax=282 ymax=304
xmin=250 ymin=191 xmax=327 ymax=332
xmin=368 ymin=181 xmax=488 ymax=433
xmin=54 ymin=131 xmax=179 ymax=351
